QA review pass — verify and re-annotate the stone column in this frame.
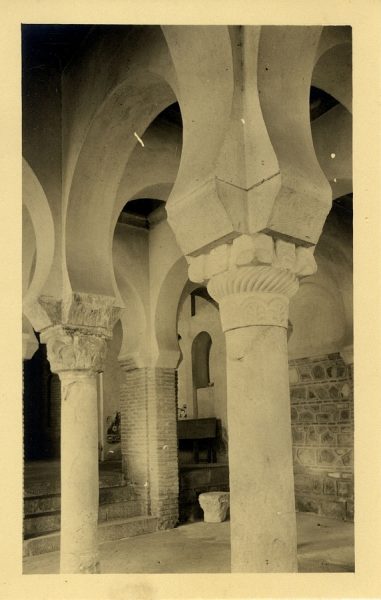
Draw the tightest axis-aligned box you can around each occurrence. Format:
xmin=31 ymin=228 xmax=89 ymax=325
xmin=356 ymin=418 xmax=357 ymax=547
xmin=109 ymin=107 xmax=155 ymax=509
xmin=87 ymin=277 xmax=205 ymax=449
xmin=188 ymin=233 xmax=317 ymax=572
xmin=41 ymin=326 xmax=108 ymax=574
xmin=119 ymin=361 xmax=179 ymax=529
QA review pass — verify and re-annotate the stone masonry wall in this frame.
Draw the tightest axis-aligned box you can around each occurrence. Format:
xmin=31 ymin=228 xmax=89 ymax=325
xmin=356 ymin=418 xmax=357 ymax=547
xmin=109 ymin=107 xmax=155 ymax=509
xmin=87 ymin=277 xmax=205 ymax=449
xmin=289 ymin=353 xmax=354 ymax=520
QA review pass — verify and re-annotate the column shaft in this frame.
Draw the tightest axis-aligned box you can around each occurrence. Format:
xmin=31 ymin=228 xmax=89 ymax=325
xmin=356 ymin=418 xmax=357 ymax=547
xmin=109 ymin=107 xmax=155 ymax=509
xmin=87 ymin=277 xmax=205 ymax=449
xmin=226 ymin=325 xmax=297 ymax=572
xmin=59 ymin=371 xmax=100 ymax=574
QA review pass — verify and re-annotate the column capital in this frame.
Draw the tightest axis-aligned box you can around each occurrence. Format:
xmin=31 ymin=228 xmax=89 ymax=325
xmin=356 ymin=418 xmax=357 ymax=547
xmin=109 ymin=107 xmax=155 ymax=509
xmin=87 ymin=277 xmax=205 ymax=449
xmin=24 ymin=291 xmax=123 ymax=335
xmin=188 ymin=233 xmax=317 ymax=330
xmin=41 ymin=326 xmax=108 ymax=375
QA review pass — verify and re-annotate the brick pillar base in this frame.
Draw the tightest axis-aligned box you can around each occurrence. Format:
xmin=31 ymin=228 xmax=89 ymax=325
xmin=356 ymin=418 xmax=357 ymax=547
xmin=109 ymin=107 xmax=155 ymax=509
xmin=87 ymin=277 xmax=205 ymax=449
xmin=119 ymin=363 xmax=179 ymax=529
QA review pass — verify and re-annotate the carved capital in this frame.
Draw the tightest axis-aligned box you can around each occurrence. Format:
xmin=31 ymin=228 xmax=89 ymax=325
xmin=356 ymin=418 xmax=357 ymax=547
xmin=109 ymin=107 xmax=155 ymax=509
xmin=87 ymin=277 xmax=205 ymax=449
xmin=218 ymin=289 xmax=290 ymax=330
xmin=187 ymin=233 xmax=317 ymax=330
xmin=61 ymin=292 xmax=122 ymax=334
xmin=24 ymin=292 xmax=123 ymax=336
xmin=41 ymin=326 xmax=108 ymax=374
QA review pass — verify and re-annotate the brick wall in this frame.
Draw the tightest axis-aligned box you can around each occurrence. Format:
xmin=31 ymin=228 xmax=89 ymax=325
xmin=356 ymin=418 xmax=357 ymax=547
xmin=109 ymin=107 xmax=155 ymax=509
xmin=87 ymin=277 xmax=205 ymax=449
xmin=289 ymin=353 xmax=354 ymax=520
xmin=147 ymin=369 xmax=179 ymax=529
xmin=119 ymin=364 xmax=179 ymax=529
xmin=119 ymin=365 xmax=150 ymax=513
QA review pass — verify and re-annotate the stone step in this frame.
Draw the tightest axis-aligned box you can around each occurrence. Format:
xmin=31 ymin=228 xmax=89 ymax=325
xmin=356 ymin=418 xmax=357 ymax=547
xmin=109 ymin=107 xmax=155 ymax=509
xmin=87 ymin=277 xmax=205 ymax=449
xmin=98 ymin=515 xmax=158 ymax=543
xmin=24 ymin=483 xmax=135 ymax=516
xmin=24 ymin=512 xmax=61 ymax=538
xmin=24 ymin=467 xmax=125 ymax=498
xmin=23 ymin=515 xmax=158 ymax=557
xmin=99 ymin=484 xmax=134 ymax=505
xmin=24 ymin=498 xmax=142 ymax=537
xmin=24 ymin=493 xmax=61 ymax=515
xmin=99 ymin=498 xmax=141 ymax=522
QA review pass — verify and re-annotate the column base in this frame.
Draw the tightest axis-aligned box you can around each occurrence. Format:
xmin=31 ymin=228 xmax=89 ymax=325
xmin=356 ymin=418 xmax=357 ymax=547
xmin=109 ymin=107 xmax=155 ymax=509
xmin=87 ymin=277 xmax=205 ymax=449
xmin=60 ymin=553 xmax=100 ymax=574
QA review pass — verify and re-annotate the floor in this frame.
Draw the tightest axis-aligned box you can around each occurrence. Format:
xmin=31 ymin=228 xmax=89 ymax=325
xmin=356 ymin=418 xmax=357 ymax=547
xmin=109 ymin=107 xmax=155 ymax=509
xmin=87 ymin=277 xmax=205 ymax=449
xmin=23 ymin=512 xmax=354 ymax=574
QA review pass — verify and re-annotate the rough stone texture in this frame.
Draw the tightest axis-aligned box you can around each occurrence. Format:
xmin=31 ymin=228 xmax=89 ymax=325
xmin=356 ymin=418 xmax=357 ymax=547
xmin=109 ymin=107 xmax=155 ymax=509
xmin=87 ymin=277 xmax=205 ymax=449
xmin=199 ymin=491 xmax=230 ymax=522
xmin=119 ymin=365 xmax=179 ymax=529
xmin=289 ymin=353 xmax=354 ymax=521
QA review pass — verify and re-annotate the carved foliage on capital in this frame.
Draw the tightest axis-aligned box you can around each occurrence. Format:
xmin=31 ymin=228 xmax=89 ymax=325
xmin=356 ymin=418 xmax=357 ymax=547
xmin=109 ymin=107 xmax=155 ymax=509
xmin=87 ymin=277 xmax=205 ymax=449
xmin=218 ymin=290 xmax=290 ymax=331
xmin=23 ymin=292 xmax=123 ymax=337
xmin=188 ymin=232 xmax=317 ymax=292
xmin=41 ymin=326 xmax=108 ymax=374
xmin=187 ymin=233 xmax=317 ymax=330
xmin=62 ymin=292 xmax=122 ymax=333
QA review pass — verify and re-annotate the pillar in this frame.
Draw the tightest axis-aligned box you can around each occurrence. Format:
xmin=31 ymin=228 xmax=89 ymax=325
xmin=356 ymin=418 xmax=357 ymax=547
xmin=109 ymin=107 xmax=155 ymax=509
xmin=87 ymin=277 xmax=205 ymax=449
xmin=119 ymin=361 xmax=179 ymax=529
xmin=119 ymin=362 xmax=150 ymax=513
xmin=148 ymin=368 xmax=179 ymax=529
xmin=41 ymin=325 xmax=108 ymax=574
xmin=188 ymin=233 xmax=317 ymax=572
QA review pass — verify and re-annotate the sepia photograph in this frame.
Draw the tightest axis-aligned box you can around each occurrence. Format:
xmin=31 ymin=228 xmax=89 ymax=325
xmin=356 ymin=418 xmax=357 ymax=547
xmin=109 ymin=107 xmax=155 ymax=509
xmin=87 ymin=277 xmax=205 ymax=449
xmin=1 ymin=1 xmax=381 ymax=598
xmin=21 ymin=22 xmax=354 ymax=576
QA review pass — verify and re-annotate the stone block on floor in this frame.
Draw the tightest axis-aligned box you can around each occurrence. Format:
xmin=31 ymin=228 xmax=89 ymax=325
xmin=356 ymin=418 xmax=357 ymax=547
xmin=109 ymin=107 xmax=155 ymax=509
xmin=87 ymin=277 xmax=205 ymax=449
xmin=199 ymin=491 xmax=229 ymax=523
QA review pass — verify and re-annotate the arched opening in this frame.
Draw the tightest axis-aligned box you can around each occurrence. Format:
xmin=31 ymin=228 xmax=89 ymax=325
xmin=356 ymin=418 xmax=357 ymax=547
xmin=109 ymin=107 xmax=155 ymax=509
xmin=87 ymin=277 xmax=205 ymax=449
xmin=176 ymin=286 xmax=229 ymax=522
xmin=191 ymin=331 xmax=213 ymax=416
xmin=23 ymin=332 xmax=60 ymax=462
